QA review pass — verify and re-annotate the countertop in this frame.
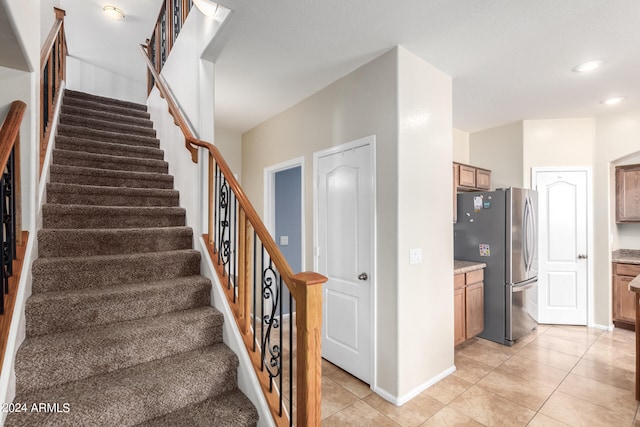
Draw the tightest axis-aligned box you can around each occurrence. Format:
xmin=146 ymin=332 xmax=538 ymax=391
xmin=454 ymin=260 xmax=487 ymax=274
xmin=629 ymin=275 xmax=640 ymax=294
xmin=612 ymin=249 xmax=640 ymax=265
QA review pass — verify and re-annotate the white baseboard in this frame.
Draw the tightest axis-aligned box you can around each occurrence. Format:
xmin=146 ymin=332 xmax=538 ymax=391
xmin=372 ymin=365 xmax=456 ymax=406
xmin=589 ymin=323 xmax=614 ymax=331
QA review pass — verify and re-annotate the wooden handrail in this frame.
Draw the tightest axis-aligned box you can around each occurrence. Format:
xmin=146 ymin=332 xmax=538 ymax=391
xmin=140 ymin=41 xmax=326 ymax=426
xmin=40 ymin=8 xmax=66 ymax=73
xmin=0 ymin=101 xmax=26 ymax=174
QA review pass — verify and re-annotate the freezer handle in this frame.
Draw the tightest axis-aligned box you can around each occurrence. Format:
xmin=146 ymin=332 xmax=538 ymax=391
xmin=509 ymin=277 xmax=537 ymax=291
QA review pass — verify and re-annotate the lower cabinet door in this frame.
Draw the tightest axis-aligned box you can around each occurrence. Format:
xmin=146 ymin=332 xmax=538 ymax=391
xmin=454 ymin=287 xmax=466 ymax=346
xmin=465 ymin=282 xmax=484 ymax=338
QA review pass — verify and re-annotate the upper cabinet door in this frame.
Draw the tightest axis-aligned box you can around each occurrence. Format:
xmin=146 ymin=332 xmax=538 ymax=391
xmin=476 ymin=169 xmax=491 ymax=190
xmin=616 ymin=165 xmax=640 ymax=223
xmin=458 ymin=164 xmax=476 ymax=188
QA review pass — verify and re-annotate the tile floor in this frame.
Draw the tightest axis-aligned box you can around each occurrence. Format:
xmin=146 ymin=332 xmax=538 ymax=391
xmin=319 ymin=325 xmax=640 ymax=426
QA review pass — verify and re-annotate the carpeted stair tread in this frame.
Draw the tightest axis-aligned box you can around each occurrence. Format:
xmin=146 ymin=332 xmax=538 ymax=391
xmin=42 ymin=204 xmax=185 ymax=229
xmin=137 ymin=389 xmax=258 ymax=427
xmin=38 ymin=227 xmax=193 ymax=257
xmin=55 ymin=135 xmax=164 ymax=160
xmin=6 ymin=344 xmax=239 ymax=427
xmin=46 ymin=183 xmax=179 ymax=207
xmin=60 ymin=113 xmax=156 ymax=137
xmin=16 ymin=306 xmax=223 ymax=394
xmin=61 ymin=104 xmax=153 ymax=128
xmin=53 ymin=149 xmax=168 ymax=174
xmin=64 ymin=89 xmax=148 ymax=112
xmin=57 ymin=124 xmax=159 ymax=148
xmin=63 ymin=96 xmax=151 ymax=119
xmin=25 ymin=275 xmax=211 ymax=337
xmin=32 ymin=249 xmax=200 ymax=293
xmin=49 ymin=164 xmax=174 ymax=189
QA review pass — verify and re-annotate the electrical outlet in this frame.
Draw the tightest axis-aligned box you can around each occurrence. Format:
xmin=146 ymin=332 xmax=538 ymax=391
xmin=280 ymin=235 xmax=289 ymax=246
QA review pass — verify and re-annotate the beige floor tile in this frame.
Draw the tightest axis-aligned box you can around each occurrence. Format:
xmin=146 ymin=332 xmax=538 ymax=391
xmin=321 ymin=377 xmax=360 ymax=419
xmin=495 ymin=355 xmax=568 ymax=389
xmin=539 ymin=391 xmax=634 ymax=427
xmin=571 ymin=357 xmax=635 ymax=392
xmin=326 ymin=366 xmax=372 ymax=399
xmin=449 ymin=386 xmax=535 ymax=426
xmin=476 ymin=370 xmax=554 ymax=411
xmin=452 ymin=354 xmax=493 ymax=384
xmin=322 ymin=358 xmax=340 ymax=376
xmin=474 ymin=337 xmax=520 ymax=357
xmin=455 ymin=340 xmax=512 ymax=368
xmin=584 ymin=342 xmax=635 ymax=372
xmin=541 ymin=326 xmax=601 ymax=346
xmin=422 ymin=374 xmax=473 ymax=404
xmin=527 ymin=413 xmax=571 ymax=426
xmin=516 ymin=343 xmax=580 ymax=371
xmin=529 ymin=333 xmax=591 ymax=358
xmin=322 ymin=400 xmax=400 ymax=426
xmin=557 ymin=373 xmax=638 ymax=416
xmin=364 ymin=392 xmax=443 ymax=427
xmin=418 ymin=406 xmax=484 ymax=427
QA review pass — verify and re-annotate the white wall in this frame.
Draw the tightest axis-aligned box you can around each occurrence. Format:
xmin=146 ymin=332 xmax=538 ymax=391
xmin=396 ymin=47 xmax=454 ymax=399
xmin=469 ymin=121 xmax=523 ymax=188
xmin=522 ymin=118 xmax=595 ymax=188
xmin=214 ymin=128 xmax=242 ymax=181
xmin=452 ymin=128 xmax=469 ymax=164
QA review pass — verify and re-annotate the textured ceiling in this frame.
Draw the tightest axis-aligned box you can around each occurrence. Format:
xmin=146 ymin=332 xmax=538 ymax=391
xmin=59 ymin=0 xmax=640 ymax=134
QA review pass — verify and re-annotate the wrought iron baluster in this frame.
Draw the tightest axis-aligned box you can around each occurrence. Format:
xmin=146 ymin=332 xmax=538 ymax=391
xmin=262 ymin=259 xmax=281 ymax=392
xmin=231 ymin=193 xmax=237 ymax=301
xmin=214 ymin=164 xmax=219 ymax=263
xmin=289 ymin=290 xmax=293 ymax=426
xmin=253 ymin=232 xmax=257 ymax=352
xmin=42 ymin=63 xmax=49 ymax=137
xmin=279 ymin=275 xmax=283 ymax=416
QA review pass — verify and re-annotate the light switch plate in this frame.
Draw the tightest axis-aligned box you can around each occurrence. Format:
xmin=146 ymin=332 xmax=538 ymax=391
xmin=409 ymin=248 xmax=422 ymax=264
xmin=280 ymin=236 xmax=289 ymax=246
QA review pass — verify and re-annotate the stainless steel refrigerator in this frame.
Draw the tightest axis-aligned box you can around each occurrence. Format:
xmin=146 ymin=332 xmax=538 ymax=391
xmin=454 ymin=188 xmax=538 ymax=346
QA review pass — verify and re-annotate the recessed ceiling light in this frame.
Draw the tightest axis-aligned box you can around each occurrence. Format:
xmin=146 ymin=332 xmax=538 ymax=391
xmin=573 ymin=60 xmax=603 ymax=73
xmin=601 ymin=96 xmax=625 ymax=105
xmin=103 ymin=5 xmax=125 ymax=20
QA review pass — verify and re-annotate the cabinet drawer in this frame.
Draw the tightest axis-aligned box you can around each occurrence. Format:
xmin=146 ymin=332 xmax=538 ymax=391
xmin=466 ymin=269 xmax=484 ymax=285
xmin=454 ymin=273 xmax=465 ymax=289
xmin=615 ymin=263 xmax=640 ymax=277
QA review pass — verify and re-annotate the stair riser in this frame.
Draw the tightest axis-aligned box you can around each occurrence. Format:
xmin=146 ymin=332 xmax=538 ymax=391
xmin=58 ymin=124 xmax=160 ymax=148
xmin=26 ymin=281 xmax=211 ymax=337
xmin=47 ymin=190 xmax=179 ymax=207
xmin=38 ymin=229 xmax=192 ymax=258
xmin=49 ymin=169 xmax=174 ymax=189
xmin=56 ymin=138 xmax=164 ymax=160
xmin=61 ymin=105 xmax=153 ymax=129
xmin=17 ymin=312 xmax=222 ymax=394
xmin=53 ymin=152 xmax=169 ymax=174
xmin=7 ymin=346 xmax=239 ymax=427
xmin=43 ymin=210 xmax=184 ymax=229
xmin=60 ymin=114 xmax=157 ymax=138
xmin=64 ymin=90 xmax=148 ymax=112
xmin=32 ymin=252 xmax=200 ymax=293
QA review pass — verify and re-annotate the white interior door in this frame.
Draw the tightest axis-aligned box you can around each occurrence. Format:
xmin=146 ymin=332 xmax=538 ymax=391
xmin=315 ymin=138 xmax=373 ymax=384
xmin=534 ymin=169 xmax=588 ymax=325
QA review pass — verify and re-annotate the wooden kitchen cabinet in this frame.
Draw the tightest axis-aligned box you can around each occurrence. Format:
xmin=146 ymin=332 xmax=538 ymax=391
xmin=453 ymin=162 xmax=492 ymax=223
xmin=612 ymin=262 xmax=640 ymax=330
xmin=454 ymin=269 xmax=484 ymax=346
xmin=616 ymin=165 xmax=640 ymax=223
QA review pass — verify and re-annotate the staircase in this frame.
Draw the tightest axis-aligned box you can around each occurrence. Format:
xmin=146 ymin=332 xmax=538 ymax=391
xmin=6 ymin=90 xmax=258 ymax=426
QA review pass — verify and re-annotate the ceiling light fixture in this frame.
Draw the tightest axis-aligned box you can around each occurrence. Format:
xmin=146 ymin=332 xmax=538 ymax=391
xmin=573 ymin=60 xmax=603 ymax=73
xmin=193 ymin=0 xmax=219 ymax=17
xmin=601 ymin=96 xmax=625 ymax=105
xmin=103 ymin=5 xmax=125 ymax=20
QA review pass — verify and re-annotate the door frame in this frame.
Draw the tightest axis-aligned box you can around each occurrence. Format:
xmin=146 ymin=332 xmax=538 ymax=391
xmin=264 ymin=157 xmax=306 ymax=271
xmin=313 ymin=135 xmax=377 ymax=387
xmin=531 ymin=166 xmax=594 ymax=326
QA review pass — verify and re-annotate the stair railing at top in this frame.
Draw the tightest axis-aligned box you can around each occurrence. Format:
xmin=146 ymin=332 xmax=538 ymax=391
xmin=0 ymin=100 xmax=26 ymax=314
xmin=139 ymin=43 xmax=326 ymax=427
xmin=40 ymin=7 xmax=67 ymax=175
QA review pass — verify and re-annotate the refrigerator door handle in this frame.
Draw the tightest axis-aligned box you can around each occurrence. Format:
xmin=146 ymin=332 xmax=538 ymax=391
xmin=523 ymin=197 xmax=531 ymax=272
xmin=510 ymin=277 xmax=537 ymax=291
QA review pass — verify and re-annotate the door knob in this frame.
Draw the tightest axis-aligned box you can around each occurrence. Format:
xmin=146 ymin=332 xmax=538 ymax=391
xmin=358 ymin=272 xmax=368 ymax=281
xmin=577 ymin=254 xmax=588 ymax=259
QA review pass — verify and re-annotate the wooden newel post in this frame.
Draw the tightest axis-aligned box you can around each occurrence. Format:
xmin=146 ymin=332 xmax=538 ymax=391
xmin=292 ymin=272 xmax=326 ymax=426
